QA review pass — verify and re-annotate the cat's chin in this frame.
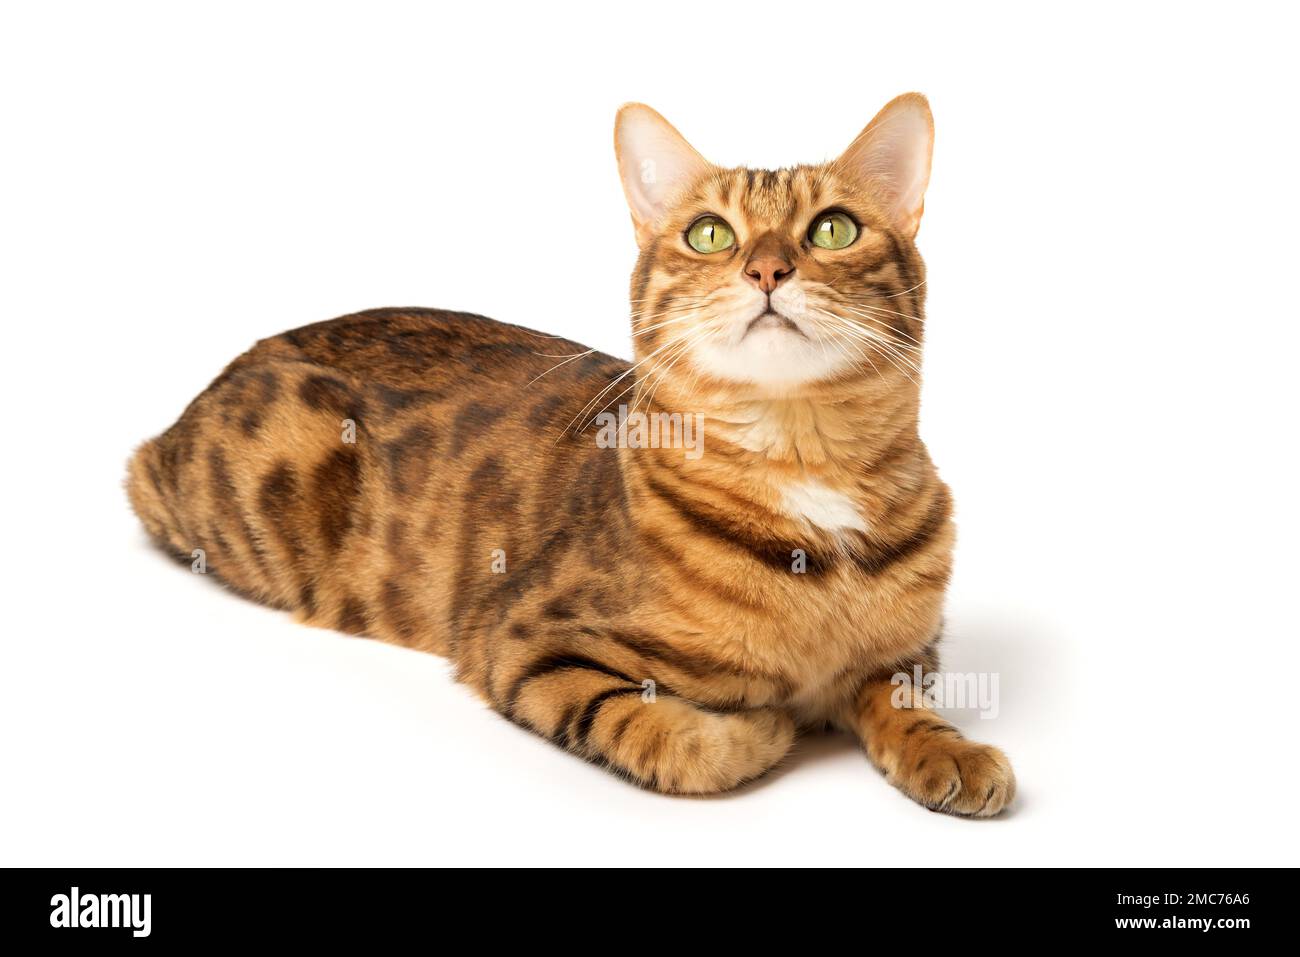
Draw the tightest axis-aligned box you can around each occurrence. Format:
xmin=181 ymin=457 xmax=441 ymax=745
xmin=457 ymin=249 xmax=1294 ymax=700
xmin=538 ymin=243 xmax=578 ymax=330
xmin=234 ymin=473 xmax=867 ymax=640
xmin=690 ymin=327 xmax=858 ymax=392
xmin=744 ymin=311 xmax=804 ymax=337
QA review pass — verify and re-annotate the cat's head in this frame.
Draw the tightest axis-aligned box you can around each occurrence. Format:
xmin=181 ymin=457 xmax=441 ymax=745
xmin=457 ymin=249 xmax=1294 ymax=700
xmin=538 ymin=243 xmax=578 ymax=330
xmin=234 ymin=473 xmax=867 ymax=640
xmin=614 ymin=94 xmax=932 ymax=398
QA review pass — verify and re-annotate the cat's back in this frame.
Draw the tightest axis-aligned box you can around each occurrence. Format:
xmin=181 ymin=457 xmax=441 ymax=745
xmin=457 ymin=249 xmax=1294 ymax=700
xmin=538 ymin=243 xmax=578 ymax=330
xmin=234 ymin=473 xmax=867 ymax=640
xmin=255 ymin=306 xmax=626 ymax=399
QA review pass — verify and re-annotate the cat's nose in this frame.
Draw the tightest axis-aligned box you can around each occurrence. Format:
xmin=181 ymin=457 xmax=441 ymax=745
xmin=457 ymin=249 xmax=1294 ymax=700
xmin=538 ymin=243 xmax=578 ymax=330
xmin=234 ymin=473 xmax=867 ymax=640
xmin=744 ymin=255 xmax=794 ymax=294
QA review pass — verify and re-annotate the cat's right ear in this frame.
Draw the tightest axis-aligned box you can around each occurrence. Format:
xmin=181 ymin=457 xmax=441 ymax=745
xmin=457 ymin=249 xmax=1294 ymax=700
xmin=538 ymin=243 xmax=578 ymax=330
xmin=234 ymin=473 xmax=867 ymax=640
xmin=615 ymin=104 xmax=710 ymax=246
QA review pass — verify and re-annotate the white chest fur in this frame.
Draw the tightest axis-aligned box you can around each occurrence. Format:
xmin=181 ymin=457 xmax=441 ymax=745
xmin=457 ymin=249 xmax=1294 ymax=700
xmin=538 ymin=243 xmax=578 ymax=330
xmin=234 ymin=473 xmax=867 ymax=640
xmin=780 ymin=478 xmax=868 ymax=534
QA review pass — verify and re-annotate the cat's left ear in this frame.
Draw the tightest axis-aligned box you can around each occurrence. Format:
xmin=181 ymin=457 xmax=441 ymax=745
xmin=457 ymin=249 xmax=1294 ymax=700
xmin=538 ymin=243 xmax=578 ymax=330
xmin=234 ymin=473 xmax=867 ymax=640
xmin=615 ymin=103 xmax=710 ymax=246
xmin=834 ymin=93 xmax=934 ymax=238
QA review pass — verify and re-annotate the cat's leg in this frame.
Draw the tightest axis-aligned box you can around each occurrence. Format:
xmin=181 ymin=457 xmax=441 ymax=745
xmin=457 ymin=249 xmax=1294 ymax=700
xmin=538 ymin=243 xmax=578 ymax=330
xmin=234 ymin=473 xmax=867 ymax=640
xmin=498 ymin=654 xmax=795 ymax=794
xmin=846 ymin=677 xmax=1016 ymax=817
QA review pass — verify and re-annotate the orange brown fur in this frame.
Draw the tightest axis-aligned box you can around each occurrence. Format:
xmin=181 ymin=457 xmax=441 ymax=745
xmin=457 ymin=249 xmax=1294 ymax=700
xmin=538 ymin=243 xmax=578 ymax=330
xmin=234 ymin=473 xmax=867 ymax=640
xmin=126 ymin=94 xmax=1015 ymax=812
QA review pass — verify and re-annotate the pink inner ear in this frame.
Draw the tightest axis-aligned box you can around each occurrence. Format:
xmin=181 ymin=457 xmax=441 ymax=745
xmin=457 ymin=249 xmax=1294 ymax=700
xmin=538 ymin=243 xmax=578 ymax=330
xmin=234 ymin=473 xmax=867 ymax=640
xmin=840 ymin=101 xmax=933 ymax=232
xmin=616 ymin=107 xmax=709 ymax=228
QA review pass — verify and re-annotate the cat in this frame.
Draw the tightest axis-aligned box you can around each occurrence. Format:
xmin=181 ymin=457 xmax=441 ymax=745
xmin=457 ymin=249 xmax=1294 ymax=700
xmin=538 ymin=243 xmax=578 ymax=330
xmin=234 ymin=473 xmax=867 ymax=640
xmin=126 ymin=93 xmax=1015 ymax=815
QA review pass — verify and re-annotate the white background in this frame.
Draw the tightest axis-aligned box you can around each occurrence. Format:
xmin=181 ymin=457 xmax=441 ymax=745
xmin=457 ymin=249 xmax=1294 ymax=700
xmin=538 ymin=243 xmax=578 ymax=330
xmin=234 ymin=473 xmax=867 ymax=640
xmin=2 ymin=1 xmax=1297 ymax=866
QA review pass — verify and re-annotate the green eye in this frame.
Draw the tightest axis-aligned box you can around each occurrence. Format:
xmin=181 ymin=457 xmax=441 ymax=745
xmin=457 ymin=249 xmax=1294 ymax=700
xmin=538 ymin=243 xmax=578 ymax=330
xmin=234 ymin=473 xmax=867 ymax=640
xmin=686 ymin=216 xmax=735 ymax=254
xmin=809 ymin=211 xmax=859 ymax=250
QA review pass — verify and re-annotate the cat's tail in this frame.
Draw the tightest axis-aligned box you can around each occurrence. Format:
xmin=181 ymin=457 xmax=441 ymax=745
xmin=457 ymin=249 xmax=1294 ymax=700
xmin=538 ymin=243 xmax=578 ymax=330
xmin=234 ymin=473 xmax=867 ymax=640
xmin=125 ymin=434 xmax=189 ymax=559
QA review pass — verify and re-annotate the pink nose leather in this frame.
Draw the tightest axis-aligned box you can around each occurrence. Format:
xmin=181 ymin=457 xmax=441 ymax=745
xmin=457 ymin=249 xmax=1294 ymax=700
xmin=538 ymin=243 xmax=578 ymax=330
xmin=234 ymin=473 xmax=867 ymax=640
xmin=744 ymin=255 xmax=794 ymax=294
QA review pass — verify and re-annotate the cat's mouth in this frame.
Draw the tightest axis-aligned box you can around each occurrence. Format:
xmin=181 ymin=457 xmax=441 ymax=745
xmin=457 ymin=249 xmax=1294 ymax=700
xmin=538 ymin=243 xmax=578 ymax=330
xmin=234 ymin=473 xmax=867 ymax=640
xmin=744 ymin=310 xmax=806 ymax=339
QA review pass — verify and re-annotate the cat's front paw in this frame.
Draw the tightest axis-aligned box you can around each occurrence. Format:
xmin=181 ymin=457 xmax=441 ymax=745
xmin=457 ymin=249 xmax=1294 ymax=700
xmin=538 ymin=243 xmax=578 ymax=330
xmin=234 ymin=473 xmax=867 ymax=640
xmin=886 ymin=733 xmax=1016 ymax=818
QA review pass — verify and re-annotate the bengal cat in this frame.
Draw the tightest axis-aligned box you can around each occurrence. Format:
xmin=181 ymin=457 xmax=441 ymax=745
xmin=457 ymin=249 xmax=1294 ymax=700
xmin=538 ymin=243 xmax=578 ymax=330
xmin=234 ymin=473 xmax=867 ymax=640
xmin=127 ymin=94 xmax=1016 ymax=815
